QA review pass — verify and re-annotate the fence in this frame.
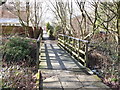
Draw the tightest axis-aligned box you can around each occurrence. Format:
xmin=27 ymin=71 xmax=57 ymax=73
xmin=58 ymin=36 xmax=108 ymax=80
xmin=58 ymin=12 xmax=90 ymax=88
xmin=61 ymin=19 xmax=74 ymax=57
xmin=2 ymin=26 xmax=43 ymax=38
xmin=36 ymin=33 xmax=41 ymax=69
xmin=58 ymin=34 xmax=89 ymax=67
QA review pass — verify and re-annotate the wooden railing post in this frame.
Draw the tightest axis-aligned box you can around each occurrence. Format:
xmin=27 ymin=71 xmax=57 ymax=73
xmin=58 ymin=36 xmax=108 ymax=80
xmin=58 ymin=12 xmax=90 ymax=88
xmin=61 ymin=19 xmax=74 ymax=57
xmin=71 ymin=38 xmax=74 ymax=56
xmin=68 ymin=36 xmax=70 ymax=53
xmin=73 ymin=38 xmax=75 ymax=47
xmin=78 ymin=40 xmax=80 ymax=58
xmin=66 ymin=36 xmax=68 ymax=50
xmin=75 ymin=39 xmax=77 ymax=52
xmin=65 ymin=36 xmax=66 ymax=48
xmin=36 ymin=34 xmax=41 ymax=69
xmin=68 ymin=37 xmax=70 ymax=44
xmin=63 ymin=35 xmax=65 ymax=47
xmin=58 ymin=34 xmax=60 ymax=42
xmin=85 ymin=42 xmax=89 ymax=67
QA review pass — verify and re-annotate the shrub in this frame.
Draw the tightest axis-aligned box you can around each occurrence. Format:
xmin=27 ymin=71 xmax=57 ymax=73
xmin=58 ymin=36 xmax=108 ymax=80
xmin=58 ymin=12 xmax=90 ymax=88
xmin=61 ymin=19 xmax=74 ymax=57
xmin=46 ymin=22 xmax=53 ymax=32
xmin=46 ymin=22 xmax=54 ymax=37
xmin=3 ymin=36 xmax=36 ymax=64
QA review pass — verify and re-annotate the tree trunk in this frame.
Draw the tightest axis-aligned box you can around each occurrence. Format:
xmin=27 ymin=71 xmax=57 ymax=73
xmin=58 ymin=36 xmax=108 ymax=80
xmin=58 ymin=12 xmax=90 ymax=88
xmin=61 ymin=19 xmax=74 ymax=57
xmin=116 ymin=1 xmax=120 ymax=79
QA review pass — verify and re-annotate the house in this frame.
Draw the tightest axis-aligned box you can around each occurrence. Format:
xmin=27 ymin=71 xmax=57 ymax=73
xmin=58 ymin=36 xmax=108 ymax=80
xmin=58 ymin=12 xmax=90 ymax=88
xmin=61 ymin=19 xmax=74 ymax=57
xmin=0 ymin=4 xmax=27 ymax=25
xmin=0 ymin=2 xmax=43 ymax=39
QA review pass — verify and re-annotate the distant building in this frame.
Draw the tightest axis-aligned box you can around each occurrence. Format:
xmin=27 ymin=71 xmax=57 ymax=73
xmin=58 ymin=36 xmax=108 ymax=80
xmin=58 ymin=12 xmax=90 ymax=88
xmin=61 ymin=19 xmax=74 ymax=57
xmin=0 ymin=4 xmax=27 ymax=25
xmin=0 ymin=18 xmax=27 ymax=26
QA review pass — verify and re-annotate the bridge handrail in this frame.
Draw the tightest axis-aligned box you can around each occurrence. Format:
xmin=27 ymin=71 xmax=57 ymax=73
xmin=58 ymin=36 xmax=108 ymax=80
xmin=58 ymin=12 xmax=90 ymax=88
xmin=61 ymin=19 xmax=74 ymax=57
xmin=58 ymin=34 xmax=89 ymax=67
xmin=59 ymin=34 xmax=89 ymax=43
xmin=36 ymin=34 xmax=42 ymax=69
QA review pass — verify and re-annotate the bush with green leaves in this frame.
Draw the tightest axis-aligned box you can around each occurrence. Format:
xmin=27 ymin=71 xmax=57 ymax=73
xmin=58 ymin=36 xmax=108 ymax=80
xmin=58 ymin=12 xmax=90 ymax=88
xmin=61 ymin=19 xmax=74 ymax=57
xmin=46 ymin=22 xmax=53 ymax=31
xmin=3 ymin=36 xmax=36 ymax=63
xmin=46 ymin=22 xmax=54 ymax=37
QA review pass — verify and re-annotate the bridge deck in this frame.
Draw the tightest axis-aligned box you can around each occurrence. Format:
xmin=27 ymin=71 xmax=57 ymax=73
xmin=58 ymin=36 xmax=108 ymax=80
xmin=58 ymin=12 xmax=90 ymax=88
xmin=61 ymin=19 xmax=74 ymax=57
xmin=39 ymin=31 xmax=110 ymax=90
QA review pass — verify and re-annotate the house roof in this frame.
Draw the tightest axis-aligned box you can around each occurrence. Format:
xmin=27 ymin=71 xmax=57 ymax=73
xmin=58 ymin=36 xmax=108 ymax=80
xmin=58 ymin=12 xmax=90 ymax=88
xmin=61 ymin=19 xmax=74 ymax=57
xmin=0 ymin=18 xmax=27 ymax=26
xmin=0 ymin=18 xmax=20 ymax=23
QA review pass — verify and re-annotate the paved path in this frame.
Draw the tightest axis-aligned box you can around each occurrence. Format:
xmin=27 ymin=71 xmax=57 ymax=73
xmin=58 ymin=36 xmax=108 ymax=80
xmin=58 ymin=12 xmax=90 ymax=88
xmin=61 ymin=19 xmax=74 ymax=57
xmin=39 ymin=31 xmax=110 ymax=90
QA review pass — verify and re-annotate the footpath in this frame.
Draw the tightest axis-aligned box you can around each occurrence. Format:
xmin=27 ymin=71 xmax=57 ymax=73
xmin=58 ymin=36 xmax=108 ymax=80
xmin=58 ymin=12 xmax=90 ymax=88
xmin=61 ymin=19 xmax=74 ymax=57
xmin=39 ymin=31 xmax=110 ymax=90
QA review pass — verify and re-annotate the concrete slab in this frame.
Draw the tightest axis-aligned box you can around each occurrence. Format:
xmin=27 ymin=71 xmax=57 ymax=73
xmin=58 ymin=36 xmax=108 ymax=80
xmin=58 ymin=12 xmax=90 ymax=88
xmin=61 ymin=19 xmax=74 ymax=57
xmin=43 ymin=76 xmax=62 ymax=89
xmin=58 ymin=75 xmax=79 ymax=82
xmin=61 ymin=81 xmax=83 ymax=88
xmin=76 ymin=75 xmax=101 ymax=81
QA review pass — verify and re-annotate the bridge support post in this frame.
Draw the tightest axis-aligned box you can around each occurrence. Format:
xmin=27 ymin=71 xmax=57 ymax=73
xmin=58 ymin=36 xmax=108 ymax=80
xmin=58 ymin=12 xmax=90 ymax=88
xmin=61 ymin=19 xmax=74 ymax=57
xmin=63 ymin=35 xmax=65 ymax=48
xmin=78 ymin=40 xmax=80 ymax=58
xmin=72 ymin=38 xmax=74 ymax=56
xmin=36 ymin=34 xmax=41 ymax=69
xmin=85 ymin=42 xmax=89 ymax=67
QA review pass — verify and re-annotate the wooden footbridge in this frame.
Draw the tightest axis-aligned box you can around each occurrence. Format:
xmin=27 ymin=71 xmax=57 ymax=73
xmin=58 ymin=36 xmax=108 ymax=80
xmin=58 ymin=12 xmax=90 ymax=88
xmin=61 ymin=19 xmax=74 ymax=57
xmin=39 ymin=31 xmax=110 ymax=90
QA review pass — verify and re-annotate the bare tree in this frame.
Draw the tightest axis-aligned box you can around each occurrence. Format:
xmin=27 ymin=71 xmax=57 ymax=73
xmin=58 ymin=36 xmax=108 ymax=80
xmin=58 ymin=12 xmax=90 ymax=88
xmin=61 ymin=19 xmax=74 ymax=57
xmin=4 ymin=1 xmax=29 ymax=36
xmin=75 ymin=0 xmax=87 ymax=39
xmin=75 ymin=0 xmax=105 ymax=41
xmin=116 ymin=1 xmax=120 ymax=62
xmin=29 ymin=0 xmax=45 ymax=38
xmin=3 ymin=0 xmax=44 ymax=38
xmin=67 ymin=0 xmax=76 ymax=36
xmin=47 ymin=0 xmax=69 ymax=35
